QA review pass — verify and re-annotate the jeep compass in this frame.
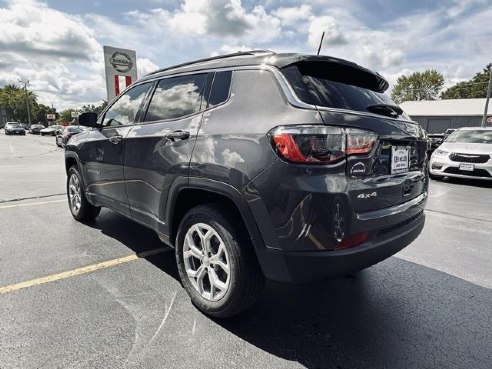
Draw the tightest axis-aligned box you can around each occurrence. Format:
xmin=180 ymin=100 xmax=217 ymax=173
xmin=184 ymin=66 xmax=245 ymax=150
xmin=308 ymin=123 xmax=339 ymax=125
xmin=65 ymin=51 xmax=428 ymax=317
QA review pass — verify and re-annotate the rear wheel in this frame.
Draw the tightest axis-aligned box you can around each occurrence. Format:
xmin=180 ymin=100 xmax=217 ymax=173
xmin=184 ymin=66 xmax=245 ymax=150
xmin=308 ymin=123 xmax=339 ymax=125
xmin=176 ymin=204 xmax=264 ymax=318
xmin=67 ymin=166 xmax=101 ymax=221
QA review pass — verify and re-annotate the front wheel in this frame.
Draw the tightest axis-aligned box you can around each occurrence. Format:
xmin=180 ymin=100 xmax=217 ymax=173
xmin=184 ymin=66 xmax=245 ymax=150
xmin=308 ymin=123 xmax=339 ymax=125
xmin=67 ymin=166 xmax=101 ymax=221
xmin=176 ymin=204 xmax=265 ymax=318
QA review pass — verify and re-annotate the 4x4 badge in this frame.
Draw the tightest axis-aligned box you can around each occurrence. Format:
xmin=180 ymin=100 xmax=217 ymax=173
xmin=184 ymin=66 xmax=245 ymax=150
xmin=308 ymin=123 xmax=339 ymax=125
xmin=358 ymin=191 xmax=377 ymax=199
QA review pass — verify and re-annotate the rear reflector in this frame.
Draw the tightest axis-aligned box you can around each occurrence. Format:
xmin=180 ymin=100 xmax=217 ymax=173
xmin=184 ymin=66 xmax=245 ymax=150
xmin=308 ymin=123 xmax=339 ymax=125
xmin=335 ymin=232 xmax=369 ymax=250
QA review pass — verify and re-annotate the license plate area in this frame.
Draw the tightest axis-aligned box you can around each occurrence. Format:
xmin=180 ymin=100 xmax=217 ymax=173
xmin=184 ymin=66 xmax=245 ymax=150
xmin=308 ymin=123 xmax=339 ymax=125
xmin=391 ymin=146 xmax=410 ymax=174
xmin=459 ymin=163 xmax=474 ymax=171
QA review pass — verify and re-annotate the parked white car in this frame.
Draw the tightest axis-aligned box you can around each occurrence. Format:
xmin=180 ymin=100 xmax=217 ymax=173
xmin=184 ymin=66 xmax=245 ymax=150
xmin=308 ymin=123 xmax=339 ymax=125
xmin=429 ymin=127 xmax=492 ymax=181
xmin=40 ymin=125 xmax=64 ymax=136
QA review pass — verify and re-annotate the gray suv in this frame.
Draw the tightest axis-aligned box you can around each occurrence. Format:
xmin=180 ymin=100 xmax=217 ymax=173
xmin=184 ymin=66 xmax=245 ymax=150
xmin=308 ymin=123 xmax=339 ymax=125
xmin=66 ymin=51 xmax=428 ymax=317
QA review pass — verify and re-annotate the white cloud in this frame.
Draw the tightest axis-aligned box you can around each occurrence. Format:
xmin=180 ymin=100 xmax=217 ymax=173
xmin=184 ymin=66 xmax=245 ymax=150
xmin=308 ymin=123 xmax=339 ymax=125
xmin=0 ymin=0 xmax=100 ymax=61
xmin=0 ymin=0 xmax=490 ymax=109
xmin=137 ymin=58 xmax=159 ymax=77
xmin=273 ymin=5 xmax=311 ymax=27
xmin=308 ymin=15 xmax=347 ymax=49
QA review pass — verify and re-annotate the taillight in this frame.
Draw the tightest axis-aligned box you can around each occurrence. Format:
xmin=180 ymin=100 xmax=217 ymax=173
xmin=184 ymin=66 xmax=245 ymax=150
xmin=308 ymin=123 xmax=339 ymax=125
xmin=271 ymin=125 xmax=377 ymax=164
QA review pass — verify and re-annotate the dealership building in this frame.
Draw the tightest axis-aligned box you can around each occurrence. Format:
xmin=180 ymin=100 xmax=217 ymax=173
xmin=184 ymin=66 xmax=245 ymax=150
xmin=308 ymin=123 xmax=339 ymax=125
xmin=400 ymin=98 xmax=492 ymax=133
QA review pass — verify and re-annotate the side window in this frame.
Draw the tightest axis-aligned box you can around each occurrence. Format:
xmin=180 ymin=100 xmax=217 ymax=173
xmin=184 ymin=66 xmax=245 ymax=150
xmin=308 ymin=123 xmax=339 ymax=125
xmin=144 ymin=74 xmax=207 ymax=122
xmin=103 ymin=83 xmax=151 ymax=127
xmin=206 ymin=71 xmax=232 ymax=108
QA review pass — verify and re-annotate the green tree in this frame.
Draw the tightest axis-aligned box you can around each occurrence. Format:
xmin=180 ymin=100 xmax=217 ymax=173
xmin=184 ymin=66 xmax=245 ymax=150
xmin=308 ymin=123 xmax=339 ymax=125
xmin=441 ymin=64 xmax=491 ymax=99
xmin=59 ymin=108 xmax=77 ymax=122
xmin=0 ymin=84 xmax=37 ymax=123
xmin=35 ymin=103 xmax=58 ymax=124
xmin=391 ymin=69 xmax=445 ymax=104
xmin=81 ymin=101 xmax=107 ymax=115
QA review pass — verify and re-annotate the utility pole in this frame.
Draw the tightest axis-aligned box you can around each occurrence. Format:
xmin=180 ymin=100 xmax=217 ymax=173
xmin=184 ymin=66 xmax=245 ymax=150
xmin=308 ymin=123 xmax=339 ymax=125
xmin=18 ymin=79 xmax=32 ymax=126
xmin=482 ymin=65 xmax=492 ymax=128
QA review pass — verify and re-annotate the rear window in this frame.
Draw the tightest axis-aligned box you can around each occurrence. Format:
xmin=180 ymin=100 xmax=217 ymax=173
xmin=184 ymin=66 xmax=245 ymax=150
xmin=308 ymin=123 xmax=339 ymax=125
xmin=447 ymin=130 xmax=492 ymax=144
xmin=282 ymin=63 xmax=406 ymax=117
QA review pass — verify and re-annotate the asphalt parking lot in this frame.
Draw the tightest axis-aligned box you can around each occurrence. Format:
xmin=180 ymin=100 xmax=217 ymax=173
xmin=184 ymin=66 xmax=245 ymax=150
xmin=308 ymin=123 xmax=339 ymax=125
xmin=1 ymin=132 xmax=491 ymax=369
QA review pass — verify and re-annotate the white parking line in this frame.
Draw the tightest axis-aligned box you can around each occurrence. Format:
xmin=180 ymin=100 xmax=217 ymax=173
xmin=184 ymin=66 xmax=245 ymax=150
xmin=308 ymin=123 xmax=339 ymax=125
xmin=0 ymin=199 xmax=66 ymax=209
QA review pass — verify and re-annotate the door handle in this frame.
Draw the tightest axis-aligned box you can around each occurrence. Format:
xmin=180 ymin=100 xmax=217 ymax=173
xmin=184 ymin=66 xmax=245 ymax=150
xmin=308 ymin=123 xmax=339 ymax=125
xmin=165 ymin=130 xmax=190 ymax=142
xmin=109 ymin=135 xmax=123 ymax=144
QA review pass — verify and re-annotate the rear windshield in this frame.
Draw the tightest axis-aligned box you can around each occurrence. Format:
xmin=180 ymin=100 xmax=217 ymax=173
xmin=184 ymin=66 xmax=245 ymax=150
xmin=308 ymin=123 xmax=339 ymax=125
xmin=281 ymin=63 xmax=407 ymax=118
xmin=7 ymin=123 xmax=20 ymax=127
xmin=446 ymin=130 xmax=492 ymax=144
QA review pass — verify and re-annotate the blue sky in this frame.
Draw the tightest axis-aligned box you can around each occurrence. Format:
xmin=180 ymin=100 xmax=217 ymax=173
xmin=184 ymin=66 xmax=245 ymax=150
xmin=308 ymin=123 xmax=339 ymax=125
xmin=0 ymin=0 xmax=491 ymax=109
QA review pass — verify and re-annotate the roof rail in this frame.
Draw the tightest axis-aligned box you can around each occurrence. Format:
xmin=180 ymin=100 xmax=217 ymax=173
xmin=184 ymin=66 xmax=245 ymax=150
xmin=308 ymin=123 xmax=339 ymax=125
xmin=146 ymin=50 xmax=275 ymax=76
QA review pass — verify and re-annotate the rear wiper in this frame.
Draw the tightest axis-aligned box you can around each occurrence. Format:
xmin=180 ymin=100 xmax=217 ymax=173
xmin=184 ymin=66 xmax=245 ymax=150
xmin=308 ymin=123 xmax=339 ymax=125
xmin=366 ymin=104 xmax=403 ymax=118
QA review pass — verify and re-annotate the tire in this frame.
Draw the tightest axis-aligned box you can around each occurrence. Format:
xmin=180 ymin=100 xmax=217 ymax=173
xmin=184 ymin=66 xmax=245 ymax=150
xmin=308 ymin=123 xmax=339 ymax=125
xmin=176 ymin=203 xmax=265 ymax=318
xmin=67 ymin=166 xmax=101 ymax=221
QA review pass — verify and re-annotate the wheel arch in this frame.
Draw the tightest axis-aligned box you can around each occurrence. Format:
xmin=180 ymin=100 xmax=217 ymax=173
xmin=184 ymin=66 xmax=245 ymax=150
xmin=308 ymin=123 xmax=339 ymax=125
xmin=165 ymin=178 xmax=266 ymax=253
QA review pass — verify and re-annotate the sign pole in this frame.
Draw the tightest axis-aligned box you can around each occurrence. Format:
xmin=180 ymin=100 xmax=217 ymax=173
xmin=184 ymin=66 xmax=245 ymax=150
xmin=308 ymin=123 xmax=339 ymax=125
xmin=482 ymin=65 xmax=492 ymax=127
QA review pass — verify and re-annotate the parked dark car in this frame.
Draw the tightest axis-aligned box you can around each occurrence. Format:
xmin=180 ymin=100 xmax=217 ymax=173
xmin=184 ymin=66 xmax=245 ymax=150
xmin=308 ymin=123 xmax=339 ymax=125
xmin=65 ymin=51 xmax=428 ymax=317
xmin=29 ymin=124 xmax=45 ymax=134
xmin=20 ymin=123 xmax=29 ymax=131
xmin=40 ymin=124 xmax=63 ymax=136
xmin=443 ymin=128 xmax=456 ymax=140
xmin=4 ymin=122 xmax=26 ymax=135
xmin=56 ymin=126 xmax=86 ymax=147
xmin=428 ymin=133 xmax=444 ymax=152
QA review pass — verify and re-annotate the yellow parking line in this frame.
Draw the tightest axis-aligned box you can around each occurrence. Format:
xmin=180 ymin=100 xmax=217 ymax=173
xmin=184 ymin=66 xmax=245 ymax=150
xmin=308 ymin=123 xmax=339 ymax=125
xmin=0 ymin=199 xmax=66 ymax=209
xmin=0 ymin=248 xmax=172 ymax=295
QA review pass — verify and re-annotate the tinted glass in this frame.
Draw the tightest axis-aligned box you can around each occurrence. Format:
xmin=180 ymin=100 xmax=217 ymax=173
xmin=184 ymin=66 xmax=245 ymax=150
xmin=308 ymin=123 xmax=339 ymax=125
xmin=145 ymin=74 xmax=207 ymax=121
xmin=282 ymin=65 xmax=405 ymax=117
xmin=446 ymin=130 xmax=492 ymax=144
xmin=103 ymin=83 xmax=151 ymax=126
xmin=207 ymin=71 xmax=232 ymax=108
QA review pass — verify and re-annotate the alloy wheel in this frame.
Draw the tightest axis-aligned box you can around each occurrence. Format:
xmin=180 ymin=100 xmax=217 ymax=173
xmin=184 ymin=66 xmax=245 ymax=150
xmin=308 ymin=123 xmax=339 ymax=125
xmin=183 ymin=223 xmax=231 ymax=302
xmin=68 ymin=174 xmax=82 ymax=215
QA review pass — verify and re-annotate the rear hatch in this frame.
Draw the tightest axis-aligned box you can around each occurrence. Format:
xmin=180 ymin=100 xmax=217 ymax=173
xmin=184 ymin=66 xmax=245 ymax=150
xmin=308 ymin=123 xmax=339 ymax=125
xmin=281 ymin=60 xmax=428 ymax=213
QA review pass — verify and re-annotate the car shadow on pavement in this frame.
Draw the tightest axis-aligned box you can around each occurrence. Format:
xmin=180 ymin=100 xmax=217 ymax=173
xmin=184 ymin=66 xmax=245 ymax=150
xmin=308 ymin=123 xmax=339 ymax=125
xmin=85 ymin=210 xmax=492 ymax=369
xmin=435 ymin=176 xmax=492 ymax=188
xmin=217 ymin=259 xmax=492 ymax=369
xmin=84 ymin=210 xmax=180 ymax=281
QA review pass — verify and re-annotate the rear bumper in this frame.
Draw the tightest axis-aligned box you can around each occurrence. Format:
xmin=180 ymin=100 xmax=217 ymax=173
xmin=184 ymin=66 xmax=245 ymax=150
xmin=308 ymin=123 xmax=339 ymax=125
xmin=256 ymin=210 xmax=425 ymax=284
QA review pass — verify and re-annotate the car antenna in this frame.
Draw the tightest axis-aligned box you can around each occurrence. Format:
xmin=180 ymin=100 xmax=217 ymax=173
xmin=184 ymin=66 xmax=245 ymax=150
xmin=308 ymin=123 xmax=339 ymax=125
xmin=317 ymin=32 xmax=325 ymax=55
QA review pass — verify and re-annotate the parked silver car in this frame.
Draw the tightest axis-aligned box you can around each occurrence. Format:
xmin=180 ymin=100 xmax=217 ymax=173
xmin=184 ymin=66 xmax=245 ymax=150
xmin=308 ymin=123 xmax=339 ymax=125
xmin=40 ymin=124 xmax=64 ymax=136
xmin=429 ymin=127 xmax=492 ymax=180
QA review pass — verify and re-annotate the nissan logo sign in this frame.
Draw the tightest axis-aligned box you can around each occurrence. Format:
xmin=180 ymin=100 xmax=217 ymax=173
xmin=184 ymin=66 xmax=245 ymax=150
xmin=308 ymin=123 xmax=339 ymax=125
xmin=109 ymin=52 xmax=133 ymax=73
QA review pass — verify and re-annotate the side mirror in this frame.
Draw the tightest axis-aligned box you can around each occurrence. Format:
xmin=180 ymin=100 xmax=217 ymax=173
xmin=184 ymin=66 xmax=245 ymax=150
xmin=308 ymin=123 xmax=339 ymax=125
xmin=78 ymin=112 xmax=98 ymax=128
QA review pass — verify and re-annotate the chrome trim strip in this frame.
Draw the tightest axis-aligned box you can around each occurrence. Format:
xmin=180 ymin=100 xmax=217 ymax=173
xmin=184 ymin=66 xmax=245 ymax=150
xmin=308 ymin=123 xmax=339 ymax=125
xmin=357 ymin=192 xmax=427 ymax=221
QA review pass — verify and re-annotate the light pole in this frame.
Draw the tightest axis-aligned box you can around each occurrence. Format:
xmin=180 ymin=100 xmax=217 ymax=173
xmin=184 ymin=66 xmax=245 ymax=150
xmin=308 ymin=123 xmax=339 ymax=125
xmin=18 ymin=79 xmax=32 ymax=126
xmin=482 ymin=65 xmax=492 ymax=128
